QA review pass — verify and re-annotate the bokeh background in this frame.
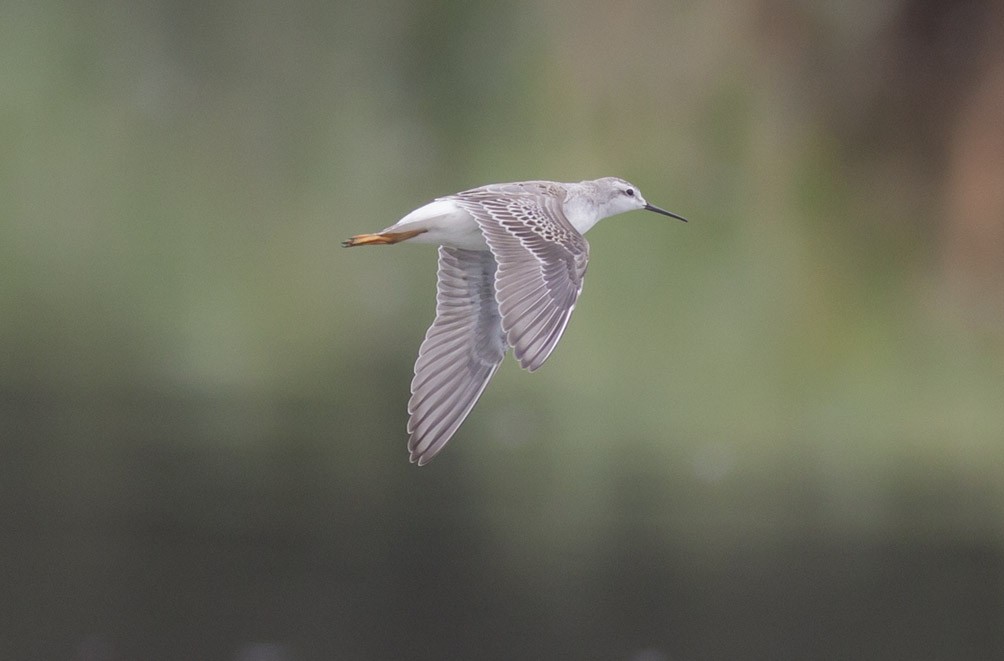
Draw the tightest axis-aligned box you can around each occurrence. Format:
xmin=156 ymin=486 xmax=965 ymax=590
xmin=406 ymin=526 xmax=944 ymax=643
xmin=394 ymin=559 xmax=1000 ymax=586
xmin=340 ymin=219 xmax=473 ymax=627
xmin=3 ymin=1 xmax=1004 ymax=659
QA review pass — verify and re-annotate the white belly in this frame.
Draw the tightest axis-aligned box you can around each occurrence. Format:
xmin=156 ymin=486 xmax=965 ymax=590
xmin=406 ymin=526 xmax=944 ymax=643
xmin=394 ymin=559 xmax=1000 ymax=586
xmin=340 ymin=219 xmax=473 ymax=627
xmin=385 ymin=199 xmax=488 ymax=251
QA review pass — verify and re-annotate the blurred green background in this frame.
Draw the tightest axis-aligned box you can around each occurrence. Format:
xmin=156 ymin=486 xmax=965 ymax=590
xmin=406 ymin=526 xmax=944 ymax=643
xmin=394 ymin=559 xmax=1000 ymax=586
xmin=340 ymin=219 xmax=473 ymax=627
xmin=3 ymin=1 xmax=1004 ymax=659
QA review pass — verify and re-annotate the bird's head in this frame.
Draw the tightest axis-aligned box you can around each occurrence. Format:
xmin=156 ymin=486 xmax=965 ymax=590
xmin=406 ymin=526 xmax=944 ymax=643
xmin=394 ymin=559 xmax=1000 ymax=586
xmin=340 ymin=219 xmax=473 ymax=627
xmin=592 ymin=177 xmax=688 ymax=222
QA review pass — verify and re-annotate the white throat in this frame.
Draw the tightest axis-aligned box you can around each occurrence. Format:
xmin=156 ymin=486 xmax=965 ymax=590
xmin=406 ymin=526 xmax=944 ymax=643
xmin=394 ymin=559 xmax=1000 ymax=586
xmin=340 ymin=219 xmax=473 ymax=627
xmin=563 ymin=195 xmax=606 ymax=235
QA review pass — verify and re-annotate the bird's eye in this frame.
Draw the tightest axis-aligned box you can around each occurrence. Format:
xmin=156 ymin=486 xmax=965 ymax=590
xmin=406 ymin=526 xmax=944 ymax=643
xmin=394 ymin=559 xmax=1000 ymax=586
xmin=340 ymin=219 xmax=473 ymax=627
xmin=625 ymin=188 xmax=635 ymax=197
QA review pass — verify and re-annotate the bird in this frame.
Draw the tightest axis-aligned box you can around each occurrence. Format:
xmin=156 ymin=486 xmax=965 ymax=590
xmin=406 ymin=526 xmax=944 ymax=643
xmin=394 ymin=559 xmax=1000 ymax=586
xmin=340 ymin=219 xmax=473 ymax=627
xmin=342 ymin=177 xmax=686 ymax=465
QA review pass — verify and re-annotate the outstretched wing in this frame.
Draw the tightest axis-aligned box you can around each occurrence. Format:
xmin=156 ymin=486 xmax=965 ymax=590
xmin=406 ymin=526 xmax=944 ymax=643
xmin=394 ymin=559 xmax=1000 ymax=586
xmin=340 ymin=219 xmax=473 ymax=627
xmin=454 ymin=184 xmax=589 ymax=371
xmin=407 ymin=247 xmax=507 ymax=465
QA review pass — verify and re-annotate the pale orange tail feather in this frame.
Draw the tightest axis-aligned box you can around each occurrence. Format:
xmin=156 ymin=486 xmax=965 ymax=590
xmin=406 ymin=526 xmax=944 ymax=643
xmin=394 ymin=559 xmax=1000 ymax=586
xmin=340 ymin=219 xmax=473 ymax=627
xmin=341 ymin=229 xmax=428 ymax=247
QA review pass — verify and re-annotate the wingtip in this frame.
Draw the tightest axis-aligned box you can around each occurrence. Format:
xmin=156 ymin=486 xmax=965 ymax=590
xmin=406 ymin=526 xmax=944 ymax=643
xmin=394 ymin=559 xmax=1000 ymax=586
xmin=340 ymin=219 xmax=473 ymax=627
xmin=407 ymin=435 xmax=431 ymax=466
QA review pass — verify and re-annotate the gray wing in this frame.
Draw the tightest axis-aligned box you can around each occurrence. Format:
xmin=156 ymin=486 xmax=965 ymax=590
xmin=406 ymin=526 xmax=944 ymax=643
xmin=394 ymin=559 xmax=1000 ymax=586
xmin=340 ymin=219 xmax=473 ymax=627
xmin=454 ymin=186 xmax=589 ymax=371
xmin=407 ymin=247 xmax=506 ymax=465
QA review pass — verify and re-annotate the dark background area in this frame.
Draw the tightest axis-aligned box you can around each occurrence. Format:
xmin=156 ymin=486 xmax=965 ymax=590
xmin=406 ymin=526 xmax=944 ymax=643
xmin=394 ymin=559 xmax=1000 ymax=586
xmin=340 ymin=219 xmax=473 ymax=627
xmin=3 ymin=1 xmax=1004 ymax=659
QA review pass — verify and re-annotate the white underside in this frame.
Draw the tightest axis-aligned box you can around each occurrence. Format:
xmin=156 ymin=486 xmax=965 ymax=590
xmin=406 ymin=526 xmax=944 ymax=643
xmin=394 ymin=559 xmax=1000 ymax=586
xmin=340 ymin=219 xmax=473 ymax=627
xmin=383 ymin=199 xmax=488 ymax=251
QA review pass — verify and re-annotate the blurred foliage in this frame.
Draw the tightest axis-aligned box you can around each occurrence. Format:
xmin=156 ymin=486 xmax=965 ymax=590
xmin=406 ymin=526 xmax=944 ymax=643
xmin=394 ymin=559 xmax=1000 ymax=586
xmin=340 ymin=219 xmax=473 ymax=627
xmin=2 ymin=1 xmax=1003 ymax=659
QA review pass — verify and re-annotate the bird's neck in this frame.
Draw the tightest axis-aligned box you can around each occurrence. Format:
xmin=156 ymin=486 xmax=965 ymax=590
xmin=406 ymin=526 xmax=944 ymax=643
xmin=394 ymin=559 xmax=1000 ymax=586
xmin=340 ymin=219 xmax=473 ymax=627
xmin=563 ymin=196 xmax=604 ymax=235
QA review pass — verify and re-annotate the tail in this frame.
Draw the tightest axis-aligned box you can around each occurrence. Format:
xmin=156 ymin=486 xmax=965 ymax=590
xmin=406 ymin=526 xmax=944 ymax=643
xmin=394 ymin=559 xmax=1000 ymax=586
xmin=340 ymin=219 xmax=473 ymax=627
xmin=341 ymin=229 xmax=428 ymax=248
